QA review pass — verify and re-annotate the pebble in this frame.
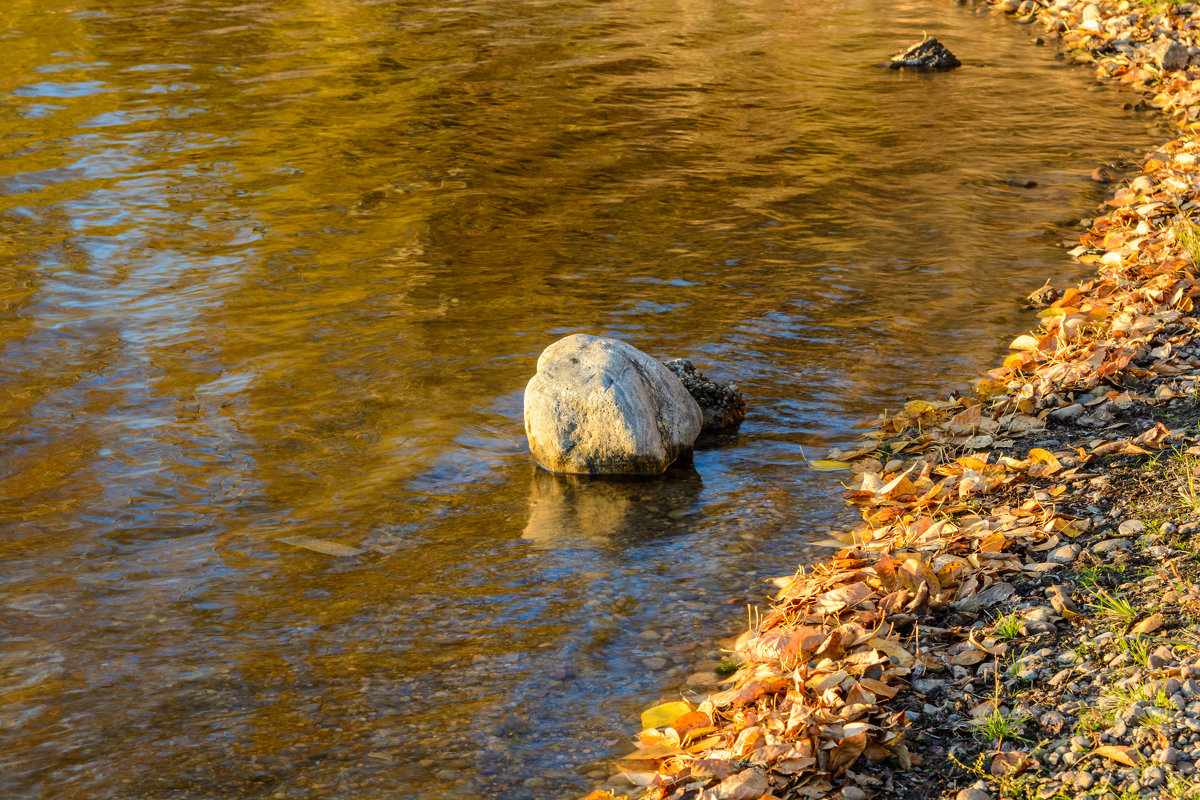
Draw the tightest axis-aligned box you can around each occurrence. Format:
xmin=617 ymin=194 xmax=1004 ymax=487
xmin=1040 ymin=710 xmax=1067 ymax=734
xmin=956 ymin=790 xmax=990 ymax=800
xmin=1024 ymin=606 xmax=1054 ymax=622
xmin=1121 ymin=706 xmax=1148 ymax=726
xmin=1117 ymin=519 xmax=1146 ymax=536
xmin=1048 ymin=544 xmax=1082 ymax=564
xmin=1146 ymin=545 xmax=1173 ymax=559
xmin=1092 ymin=538 xmax=1134 ymax=554
xmin=1050 ymin=403 xmax=1084 ymax=421
xmin=1148 ymin=646 xmax=1175 ymax=670
xmin=1143 ymin=766 xmax=1165 ymax=788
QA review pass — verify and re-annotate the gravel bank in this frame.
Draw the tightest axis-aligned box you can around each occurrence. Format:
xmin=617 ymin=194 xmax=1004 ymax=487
xmin=585 ymin=1 xmax=1200 ymax=798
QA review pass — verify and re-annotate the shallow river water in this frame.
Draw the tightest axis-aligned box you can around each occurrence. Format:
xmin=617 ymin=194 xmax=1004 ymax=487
xmin=0 ymin=0 xmax=1170 ymax=797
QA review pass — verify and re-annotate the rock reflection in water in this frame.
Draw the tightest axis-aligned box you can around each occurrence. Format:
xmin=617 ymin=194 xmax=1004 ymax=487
xmin=523 ymin=465 xmax=704 ymax=547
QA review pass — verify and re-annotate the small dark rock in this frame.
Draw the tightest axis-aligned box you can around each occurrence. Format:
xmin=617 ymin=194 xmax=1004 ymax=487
xmin=664 ymin=359 xmax=746 ymax=433
xmin=889 ymin=36 xmax=962 ymax=71
xmin=1027 ymin=284 xmax=1060 ymax=308
xmin=1144 ymin=39 xmax=1189 ymax=72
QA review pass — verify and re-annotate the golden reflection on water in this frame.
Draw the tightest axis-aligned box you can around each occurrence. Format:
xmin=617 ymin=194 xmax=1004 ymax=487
xmin=0 ymin=0 xmax=1168 ymax=796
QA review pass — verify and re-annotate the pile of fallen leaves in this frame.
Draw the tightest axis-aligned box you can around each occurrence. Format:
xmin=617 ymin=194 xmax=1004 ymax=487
xmin=583 ymin=2 xmax=1200 ymax=798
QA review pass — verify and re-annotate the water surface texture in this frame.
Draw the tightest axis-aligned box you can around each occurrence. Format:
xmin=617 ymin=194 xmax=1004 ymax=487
xmin=0 ymin=0 xmax=1167 ymax=797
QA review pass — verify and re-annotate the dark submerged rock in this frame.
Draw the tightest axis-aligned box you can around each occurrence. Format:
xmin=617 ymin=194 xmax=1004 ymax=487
xmin=1026 ymin=284 xmax=1061 ymax=309
xmin=663 ymin=359 xmax=746 ymax=433
xmin=888 ymin=36 xmax=961 ymax=71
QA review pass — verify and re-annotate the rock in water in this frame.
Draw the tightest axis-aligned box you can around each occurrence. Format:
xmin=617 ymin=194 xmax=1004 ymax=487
xmin=523 ymin=334 xmax=703 ymax=475
xmin=663 ymin=359 xmax=746 ymax=433
xmin=888 ymin=36 xmax=961 ymax=71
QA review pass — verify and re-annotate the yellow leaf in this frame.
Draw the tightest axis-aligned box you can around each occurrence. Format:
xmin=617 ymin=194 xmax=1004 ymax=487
xmin=1026 ymin=448 xmax=1062 ymax=477
xmin=810 ymin=459 xmax=852 ymax=471
xmin=904 ymin=400 xmax=934 ymax=416
xmin=866 ymin=637 xmax=914 ymax=666
xmin=276 ymin=536 xmax=364 ymax=557
xmin=1009 ymin=334 xmax=1041 ymax=351
xmin=685 ymin=734 xmax=723 ymax=753
xmin=640 ymin=701 xmax=692 ymax=731
xmin=976 ymin=378 xmax=1009 ymax=399
xmin=1027 ymin=448 xmax=1060 ymax=466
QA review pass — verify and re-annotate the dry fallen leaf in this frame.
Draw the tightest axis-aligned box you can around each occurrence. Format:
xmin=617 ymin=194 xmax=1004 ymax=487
xmin=810 ymin=459 xmax=853 ymax=471
xmin=1094 ymin=744 xmax=1141 ymax=767
xmin=813 ymin=582 xmax=874 ymax=615
xmin=699 ymin=767 xmax=769 ymax=800
xmin=640 ymin=701 xmax=692 ymax=731
xmin=990 ymin=750 xmax=1032 ymax=776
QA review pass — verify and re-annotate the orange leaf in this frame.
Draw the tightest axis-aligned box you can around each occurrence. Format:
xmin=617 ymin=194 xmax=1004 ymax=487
xmin=827 ymin=732 xmax=868 ymax=776
xmin=670 ymin=710 xmax=714 ymax=740
xmin=1094 ymin=745 xmax=1141 ymax=767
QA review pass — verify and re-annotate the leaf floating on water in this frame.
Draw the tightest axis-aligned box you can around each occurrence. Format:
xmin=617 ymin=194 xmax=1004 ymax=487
xmin=809 ymin=459 xmax=852 ymax=471
xmin=640 ymin=700 xmax=692 ymax=731
xmin=275 ymin=536 xmax=364 ymax=557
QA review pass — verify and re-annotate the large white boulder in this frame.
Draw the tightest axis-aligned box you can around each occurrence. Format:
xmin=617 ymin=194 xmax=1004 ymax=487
xmin=523 ymin=334 xmax=702 ymax=475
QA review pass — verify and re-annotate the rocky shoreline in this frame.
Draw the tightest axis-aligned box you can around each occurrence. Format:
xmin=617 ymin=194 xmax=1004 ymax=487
xmin=583 ymin=1 xmax=1200 ymax=799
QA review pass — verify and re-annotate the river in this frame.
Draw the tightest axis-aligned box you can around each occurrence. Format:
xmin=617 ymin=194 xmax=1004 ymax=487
xmin=0 ymin=0 xmax=1166 ymax=797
